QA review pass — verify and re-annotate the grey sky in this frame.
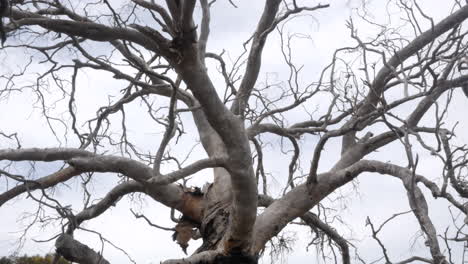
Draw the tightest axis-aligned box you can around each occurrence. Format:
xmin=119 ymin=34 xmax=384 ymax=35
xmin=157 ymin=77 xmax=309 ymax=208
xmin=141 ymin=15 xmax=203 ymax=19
xmin=1 ymin=0 xmax=468 ymax=263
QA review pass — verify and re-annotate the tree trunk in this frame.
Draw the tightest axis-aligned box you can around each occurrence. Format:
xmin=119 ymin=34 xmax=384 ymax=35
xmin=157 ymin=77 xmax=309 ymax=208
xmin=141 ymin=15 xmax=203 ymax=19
xmin=214 ymin=254 xmax=258 ymax=264
xmin=190 ymin=168 xmax=258 ymax=264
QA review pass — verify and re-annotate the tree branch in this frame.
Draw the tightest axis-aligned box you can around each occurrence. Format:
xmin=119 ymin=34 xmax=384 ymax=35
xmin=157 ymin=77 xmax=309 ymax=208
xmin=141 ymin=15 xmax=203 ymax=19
xmin=198 ymin=0 xmax=210 ymax=62
xmin=341 ymin=4 xmax=468 ymax=152
xmin=9 ymin=9 xmax=162 ymax=52
xmin=258 ymin=194 xmax=350 ymax=264
xmin=70 ymin=181 xmax=145 ymax=233
xmin=149 ymin=157 xmax=227 ymax=185
xmin=0 ymin=166 xmax=80 ymax=207
xmin=231 ymin=1 xmax=329 ymax=116
xmin=55 ymin=234 xmax=110 ymax=264
xmin=161 ymin=250 xmax=218 ymax=264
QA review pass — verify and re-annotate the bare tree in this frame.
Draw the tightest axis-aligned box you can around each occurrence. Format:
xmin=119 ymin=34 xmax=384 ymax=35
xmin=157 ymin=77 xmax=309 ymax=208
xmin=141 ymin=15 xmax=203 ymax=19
xmin=1 ymin=0 xmax=468 ymax=263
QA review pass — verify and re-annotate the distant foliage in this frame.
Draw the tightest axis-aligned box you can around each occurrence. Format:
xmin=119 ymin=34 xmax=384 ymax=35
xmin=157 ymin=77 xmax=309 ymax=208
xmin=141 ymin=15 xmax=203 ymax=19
xmin=0 ymin=254 xmax=70 ymax=264
xmin=0 ymin=257 xmax=13 ymax=264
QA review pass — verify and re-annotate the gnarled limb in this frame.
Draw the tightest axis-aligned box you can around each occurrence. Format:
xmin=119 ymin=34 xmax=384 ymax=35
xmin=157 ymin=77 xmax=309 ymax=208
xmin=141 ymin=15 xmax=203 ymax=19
xmin=300 ymin=212 xmax=350 ymax=264
xmin=231 ymin=1 xmax=329 ymax=116
xmin=0 ymin=148 xmax=204 ymax=221
xmin=253 ymin=158 xmax=463 ymax=258
xmin=0 ymin=148 xmax=154 ymax=181
xmin=230 ymin=0 xmax=281 ymax=116
xmin=341 ymin=4 xmax=468 ymax=153
xmin=55 ymin=234 xmax=110 ymax=264
xmin=70 ymin=181 xmax=145 ymax=233
xmin=9 ymin=9 xmax=163 ymax=53
xmin=149 ymin=157 xmax=228 ymax=185
xmin=198 ymin=0 xmax=210 ymax=63
xmin=252 ymin=161 xmax=369 ymax=253
xmin=333 ymin=81 xmax=461 ymax=173
xmin=394 ymin=256 xmax=432 ymax=264
xmin=0 ymin=166 xmax=79 ymax=207
xmin=161 ymin=250 xmax=219 ymax=264
xmin=131 ymin=0 xmax=175 ymax=35
xmin=258 ymin=194 xmax=350 ymax=264
xmin=0 ymin=147 xmax=93 ymax=161
xmin=360 ymin=160 xmax=448 ymax=263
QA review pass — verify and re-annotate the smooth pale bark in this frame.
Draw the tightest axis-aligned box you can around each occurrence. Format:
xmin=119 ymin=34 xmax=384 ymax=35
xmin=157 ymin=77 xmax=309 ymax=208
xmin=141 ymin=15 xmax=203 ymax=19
xmin=231 ymin=0 xmax=282 ymax=115
xmin=0 ymin=148 xmax=93 ymax=161
xmin=198 ymin=0 xmax=210 ymax=62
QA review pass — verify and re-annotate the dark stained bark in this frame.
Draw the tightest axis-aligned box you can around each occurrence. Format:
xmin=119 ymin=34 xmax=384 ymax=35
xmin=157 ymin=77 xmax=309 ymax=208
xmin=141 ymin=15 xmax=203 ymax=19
xmin=214 ymin=253 xmax=258 ymax=264
xmin=55 ymin=234 xmax=110 ymax=264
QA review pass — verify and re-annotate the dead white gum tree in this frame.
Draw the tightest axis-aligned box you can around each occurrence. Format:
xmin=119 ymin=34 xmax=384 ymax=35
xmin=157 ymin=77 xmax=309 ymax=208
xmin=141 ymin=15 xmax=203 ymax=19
xmin=1 ymin=1 xmax=468 ymax=263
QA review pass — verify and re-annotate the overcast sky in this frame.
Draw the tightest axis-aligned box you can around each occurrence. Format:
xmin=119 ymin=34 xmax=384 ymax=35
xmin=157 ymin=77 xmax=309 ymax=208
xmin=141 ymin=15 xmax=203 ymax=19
xmin=1 ymin=0 xmax=468 ymax=263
